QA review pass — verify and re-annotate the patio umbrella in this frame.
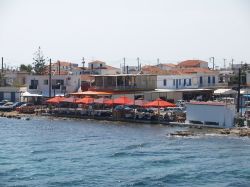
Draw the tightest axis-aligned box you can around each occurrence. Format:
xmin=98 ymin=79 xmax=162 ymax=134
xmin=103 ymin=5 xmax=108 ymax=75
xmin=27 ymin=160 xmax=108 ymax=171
xmin=75 ymin=96 xmax=94 ymax=104
xmin=94 ymin=97 xmax=112 ymax=104
xmin=111 ymin=96 xmax=134 ymax=105
xmin=46 ymin=96 xmax=65 ymax=104
xmin=144 ymin=98 xmax=176 ymax=108
xmin=60 ymin=97 xmax=77 ymax=103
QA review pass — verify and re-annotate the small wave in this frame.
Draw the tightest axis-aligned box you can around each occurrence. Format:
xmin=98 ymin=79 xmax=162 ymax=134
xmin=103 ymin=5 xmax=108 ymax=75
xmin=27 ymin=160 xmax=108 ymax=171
xmin=30 ymin=148 xmax=55 ymax=155
xmin=111 ymin=152 xmax=128 ymax=157
xmin=124 ymin=143 xmax=149 ymax=150
xmin=30 ymin=157 xmax=47 ymax=162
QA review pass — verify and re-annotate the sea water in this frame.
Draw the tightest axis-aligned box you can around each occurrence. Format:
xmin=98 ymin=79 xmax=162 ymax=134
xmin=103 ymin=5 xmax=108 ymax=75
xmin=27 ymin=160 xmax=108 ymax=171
xmin=0 ymin=117 xmax=250 ymax=187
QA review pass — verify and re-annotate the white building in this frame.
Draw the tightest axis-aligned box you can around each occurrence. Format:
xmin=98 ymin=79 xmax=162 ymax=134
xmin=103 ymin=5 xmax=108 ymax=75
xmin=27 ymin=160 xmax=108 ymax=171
xmin=186 ymin=102 xmax=236 ymax=128
xmin=156 ymin=63 xmax=176 ymax=70
xmin=26 ymin=74 xmax=81 ymax=97
xmin=0 ymin=86 xmax=27 ymax=102
xmin=157 ymin=72 xmax=219 ymax=89
xmin=88 ymin=60 xmax=120 ymax=75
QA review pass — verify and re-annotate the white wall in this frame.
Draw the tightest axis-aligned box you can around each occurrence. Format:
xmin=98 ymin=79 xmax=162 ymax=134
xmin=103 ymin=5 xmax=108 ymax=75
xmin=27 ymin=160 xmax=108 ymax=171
xmin=88 ymin=62 xmax=106 ymax=69
xmin=157 ymin=73 xmax=219 ymax=89
xmin=26 ymin=75 xmax=80 ymax=96
xmin=186 ymin=103 xmax=236 ymax=127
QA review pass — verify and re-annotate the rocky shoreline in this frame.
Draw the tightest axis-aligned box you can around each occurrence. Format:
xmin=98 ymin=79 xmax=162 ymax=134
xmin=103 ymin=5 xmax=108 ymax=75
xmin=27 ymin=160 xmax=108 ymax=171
xmin=0 ymin=111 xmax=35 ymax=120
xmin=169 ymin=127 xmax=250 ymax=137
xmin=1 ymin=111 xmax=250 ymax=137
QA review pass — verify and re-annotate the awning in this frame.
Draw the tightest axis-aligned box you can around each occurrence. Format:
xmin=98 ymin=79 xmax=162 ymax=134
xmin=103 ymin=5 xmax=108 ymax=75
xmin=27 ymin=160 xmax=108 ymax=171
xmin=213 ymin=89 xmax=237 ymax=95
xmin=21 ymin=91 xmax=43 ymax=97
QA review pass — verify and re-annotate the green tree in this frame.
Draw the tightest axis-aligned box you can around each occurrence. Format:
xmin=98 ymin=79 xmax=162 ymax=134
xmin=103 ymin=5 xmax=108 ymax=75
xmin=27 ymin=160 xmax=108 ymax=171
xmin=33 ymin=46 xmax=47 ymax=75
xmin=20 ymin=64 xmax=33 ymax=73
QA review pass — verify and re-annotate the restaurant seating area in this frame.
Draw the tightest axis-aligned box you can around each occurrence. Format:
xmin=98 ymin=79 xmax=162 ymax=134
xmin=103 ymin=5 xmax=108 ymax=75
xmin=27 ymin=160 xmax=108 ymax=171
xmin=43 ymin=95 xmax=186 ymax=123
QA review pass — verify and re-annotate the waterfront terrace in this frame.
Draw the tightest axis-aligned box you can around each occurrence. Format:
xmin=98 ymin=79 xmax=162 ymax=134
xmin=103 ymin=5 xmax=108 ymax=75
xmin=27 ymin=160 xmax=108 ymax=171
xmin=89 ymin=74 xmax=157 ymax=91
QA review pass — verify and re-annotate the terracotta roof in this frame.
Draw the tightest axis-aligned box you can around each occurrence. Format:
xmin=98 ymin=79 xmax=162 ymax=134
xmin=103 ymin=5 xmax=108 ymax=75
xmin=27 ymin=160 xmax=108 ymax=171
xmin=159 ymin=63 xmax=176 ymax=67
xmin=80 ymin=75 xmax=93 ymax=82
xmin=178 ymin=60 xmax=207 ymax=67
xmin=52 ymin=61 xmax=78 ymax=67
xmin=142 ymin=65 xmax=217 ymax=75
xmin=105 ymin=65 xmax=120 ymax=70
xmin=142 ymin=65 xmax=171 ymax=75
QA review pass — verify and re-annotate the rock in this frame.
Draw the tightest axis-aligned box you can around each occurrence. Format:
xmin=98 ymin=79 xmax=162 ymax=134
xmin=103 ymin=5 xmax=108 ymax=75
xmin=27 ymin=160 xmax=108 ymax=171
xmin=170 ymin=131 xmax=194 ymax=137
xmin=220 ymin=129 xmax=230 ymax=134
xmin=25 ymin=118 xmax=30 ymax=121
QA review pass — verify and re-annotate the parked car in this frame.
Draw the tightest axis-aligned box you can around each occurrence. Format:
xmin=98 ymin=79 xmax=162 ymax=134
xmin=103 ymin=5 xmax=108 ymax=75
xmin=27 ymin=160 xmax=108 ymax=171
xmin=164 ymin=107 xmax=186 ymax=114
xmin=16 ymin=103 xmax=36 ymax=114
xmin=0 ymin=102 xmax=25 ymax=112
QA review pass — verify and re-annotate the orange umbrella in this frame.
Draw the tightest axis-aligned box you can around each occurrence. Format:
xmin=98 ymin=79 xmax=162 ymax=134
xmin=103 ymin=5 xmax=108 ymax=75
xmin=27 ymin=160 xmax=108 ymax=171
xmin=60 ymin=97 xmax=77 ymax=103
xmin=94 ymin=97 xmax=112 ymax=104
xmin=46 ymin=96 xmax=65 ymax=104
xmin=110 ymin=96 xmax=134 ymax=105
xmin=144 ymin=98 xmax=176 ymax=108
xmin=75 ymin=96 xmax=94 ymax=104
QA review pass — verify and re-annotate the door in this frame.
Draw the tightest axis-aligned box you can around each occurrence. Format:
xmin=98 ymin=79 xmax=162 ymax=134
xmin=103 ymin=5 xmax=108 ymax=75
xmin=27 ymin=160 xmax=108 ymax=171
xmin=0 ymin=92 xmax=3 ymax=101
xmin=11 ymin=92 xmax=16 ymax=102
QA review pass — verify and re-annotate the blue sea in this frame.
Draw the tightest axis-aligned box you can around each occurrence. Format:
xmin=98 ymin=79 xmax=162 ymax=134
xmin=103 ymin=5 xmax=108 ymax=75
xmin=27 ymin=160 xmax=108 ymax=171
xmin=0 ymin=117 xmax=250 ymax=187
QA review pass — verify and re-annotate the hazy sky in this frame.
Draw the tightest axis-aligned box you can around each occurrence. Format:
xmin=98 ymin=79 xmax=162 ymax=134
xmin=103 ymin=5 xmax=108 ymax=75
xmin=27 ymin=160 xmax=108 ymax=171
xmin=0 ymin=0 xmax=249 ymax=68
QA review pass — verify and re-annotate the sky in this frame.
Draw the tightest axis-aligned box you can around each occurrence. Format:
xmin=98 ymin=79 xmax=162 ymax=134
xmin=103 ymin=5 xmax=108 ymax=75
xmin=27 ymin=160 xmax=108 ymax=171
xmin=0 ymin=0 xmax=249 ymax=68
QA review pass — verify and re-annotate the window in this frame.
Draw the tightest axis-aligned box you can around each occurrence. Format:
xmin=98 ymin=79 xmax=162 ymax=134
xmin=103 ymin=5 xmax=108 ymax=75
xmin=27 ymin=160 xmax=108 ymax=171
xmin=163 ymin=79 xmax=167 ymax=86
xmin=212 ymin=76 xmax=215 ymax=84
xmin=30 ymin=80 xmax=38 ymax=89
xmin=208 ymin=76 xmax=211 ymax=84
xmin=56 ymin=80 xmax=64 ymax=85
xmin=100 ymin=64 xmax=103 ymax=67
xmin=44 ymin=80 xmax=48 ymax=85
xmin=189 ymin=79 xmax=191 ymax=86
xmin=184 ymin=79 xmax=186 ymax=86
xmin=179 ymin=79 xmax=181 ymax=85
xmin=173 ymin=79 xmax=175 ymax=86
xmin=200 ymin=76 xmax=203 ymax=84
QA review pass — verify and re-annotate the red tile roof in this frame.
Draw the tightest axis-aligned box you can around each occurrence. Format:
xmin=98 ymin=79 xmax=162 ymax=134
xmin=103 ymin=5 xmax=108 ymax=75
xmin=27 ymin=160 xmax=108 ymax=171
xmin=142 ymin=65 xmax=217 ymax=75
xmin=178 ymin=60 xmax=207 ymax=67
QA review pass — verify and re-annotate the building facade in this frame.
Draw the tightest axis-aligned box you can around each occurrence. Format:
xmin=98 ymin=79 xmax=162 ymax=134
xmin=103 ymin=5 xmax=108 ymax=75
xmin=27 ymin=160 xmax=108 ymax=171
xmin=157 ymin=73 xmax=219 ymax=89
xmin=26 ymin=74 xmax=81 ymax=97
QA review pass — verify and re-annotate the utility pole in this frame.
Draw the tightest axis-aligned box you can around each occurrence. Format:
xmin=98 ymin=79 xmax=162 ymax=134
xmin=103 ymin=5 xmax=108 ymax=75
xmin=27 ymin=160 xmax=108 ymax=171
xmin=237 ymin=68 xmax=241 ymax=113
xmin=1 ymin=57 xmax=3 ymax=73
xmin=210 ymin=57 xmax=215 ymax=70
xmin=231 ymin=58 xmax=234 ymax=69
xmin=49 ymin=59 xmax=52 ymax=98
xmin=82 ymin=57 xmax=85 ymax=68
xmin=58 ymin=60 xmax=61 ymax=75
xmin=157 ymin=58 xmax=160 ymax=65
xmin=223 ymin=58 xmax=226 ymax=69
xmin=123 ymin=57 xmax=126 ymax=74
xmin=137 ymin=57 xmax=140 ymax=71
